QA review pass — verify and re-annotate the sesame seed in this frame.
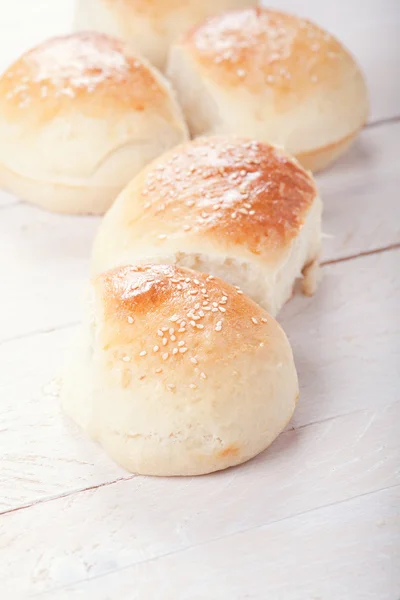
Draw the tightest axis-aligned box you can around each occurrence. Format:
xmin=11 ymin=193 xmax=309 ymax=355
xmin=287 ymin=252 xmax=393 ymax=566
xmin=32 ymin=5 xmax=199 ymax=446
xmin=158 ymin=330 xmax=164 ymax=336
xmin=193 ymin=279 xmax=200 ymax=285
xmin=153 ymin=345 xmax=159 ymax=352
xmin=162 ymin=352 xmax=169 ymax=360
xmin=177 ymin=284 xmax=182 ymax=290
xmin=190 ymin=320 xmax=196 ymax=326
xmin=236 ymin=289 xmax=243 ymax=295
xmin=170 ymin=335 xmax=176 ymax=342
xmin=200 ymin=372 xmax=207 ymax=379
xmin=169 ymin=328 xmax=175 ymax=335
xmin=261 ymin=317 xmax=268 ymax=323
xmin=215 ymin=321 xmax=222 ymax=331
xmin=170 ymin=315 xmax=179 ymax=322
xmin=194 ymin=303 xmax=200 ymax=310
xmin=201 ymin=288 xmax=207 ymax=293
xmin=178 ymin=327 xmax=186 ymax=333
xmin=162 ymin=327 xmax=168 ymax=332
xmin=158 ymin=234 xmax=167 ymax=240
xmin=186 ymin=200 xmax=195 ymax=207
xmin=249 ymin=210 xmax=255 ymax=215
xmin=162 ymin=338 xmax=168 ymax=346
xmin=178 ymin=341 xmax=185 ymax=347
xmin=155 ymin=368 xmax=162 ymax=374
xmin=189 ymin=290 xmax=198 ymax=295
xmin=172 ymin=348 xmax=179 ymax=355
xmin=218 ymin=306 xmax=226 ymax=313
xmin=139 ymin=351 xmax=147 ymax=357
xmin=127 ymin=316 xmax=134 ymax=324
xmin=221 ymin=296 xmax=227 ymax=302
xmin=180 ymin=321 xmax=186 ymax=327
xmin=166 ymin=384 xmax=175 ymax=391
xmin=190 ymin=357 xmax=198 ymax=365
xmin=189 ymin=383 xmax=197 ymax=390
xmin=196 ymin=324 xmax=204 ymax=329
xmin=122 ymin=356 xmax=131 ymax=362
xmin=179 ymin=347 xmax=188 ymax=353
xmin=183 ymin=224 xmax=191 ymax=231
xmin=212 ymin=307 xmax=218 ymax=312
xmin=198 ymin=310 xmax=205 ymax=317
xmin=251 ymin=317 xmax=258 ymax=325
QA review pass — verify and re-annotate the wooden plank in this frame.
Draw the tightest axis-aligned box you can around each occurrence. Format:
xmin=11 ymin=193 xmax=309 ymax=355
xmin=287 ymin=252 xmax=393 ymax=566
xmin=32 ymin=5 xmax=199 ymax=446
xmin=0 ymin=250 xmax=398 ymax=513
xmin=0 ymin=205 xmax=99 ymax=343
xmin=1 ymin=427 xmax=398 ymax=597
xmin=0 ymin=327 xmax=128 ymax=514
xmin=318 ymin=121 xmax=400 ymax=260
xmin=40 ymin=486 xmax=400 ymax=600
xmin=1 ymin=122 xmax=399 ymax=343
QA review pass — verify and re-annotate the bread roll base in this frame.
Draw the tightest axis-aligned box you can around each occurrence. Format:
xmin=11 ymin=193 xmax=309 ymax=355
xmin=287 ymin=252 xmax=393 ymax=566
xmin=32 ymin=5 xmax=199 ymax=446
xmin=0 ymin=162 xmax=120 ymax=215
xmin=295 ymin=128 xmax=361 ymax=173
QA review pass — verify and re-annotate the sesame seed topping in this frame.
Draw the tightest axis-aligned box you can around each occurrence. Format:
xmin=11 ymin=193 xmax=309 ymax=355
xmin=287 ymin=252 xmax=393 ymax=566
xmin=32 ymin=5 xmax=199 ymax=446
xmin=170 ymin=315 xmax=179 ymax=322
xmin=155 ymin=368 xmax=162 ymax=374
xmin=166 ymin=384 xmax=175 ymax=391
xmin=170 ymin=335 xmax=176 ymax=342
xmin=261 ymin=317 xmax=268 ymax=323
xmin=169 ymin=328 xmax=175 ymax=335
xmin=189 ymin=383 xmax=197 ymax=390
xmin=200 ymin=372 xmax=207 ymax=379
xmin=157 ymin=330 xmax=164 ymax=337
xmin=139 ymin=351 xmax=147 ymax=357
xmin=122 ymin=356 xmax=131 ymax=362
xmin=190 ymin=320 xmax=196 ymax=326
xmin=172 ymin=348 xmax=178 ymax=355
xmin=215 ymin=321 xmax=222 ymax=332
xmin=162 ymin=338 xmax=168 ymax=346
xmin=251 ymin=317 xmax=258 ymax=325
xmin=196 ymin=324 xmax=204 ymax=329
xmin=218 ymin=306 xmax=226 ymax=313
xmin=162 ymin=352 xmax=169 ymax=360
xmin=158 ymin=234 xmax=167 ymax=240
xmin=127 ymin=316 xmax=134 ymax=324
xmin=190 ymin=357 xmax=198 ymax=365
xmin=212 ymin=307 xmax=218 ymax=312
xmin=153 ymin=345 xmax=159 ymax=352
xmin=178 ymin=341 xmax=185 ymax=347
xmin=179 ymin=347 xmax=188 ymax=353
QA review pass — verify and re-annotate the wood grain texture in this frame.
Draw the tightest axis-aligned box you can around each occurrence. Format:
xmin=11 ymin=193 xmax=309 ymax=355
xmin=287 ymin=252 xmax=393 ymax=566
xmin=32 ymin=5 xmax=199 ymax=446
xmin=35 ymin=486 xmax=400 ymax=600
xmin=0 ymin=250 xmax=398 ymax=512
xmin=1 ymin=404 xmax=399 ymax=597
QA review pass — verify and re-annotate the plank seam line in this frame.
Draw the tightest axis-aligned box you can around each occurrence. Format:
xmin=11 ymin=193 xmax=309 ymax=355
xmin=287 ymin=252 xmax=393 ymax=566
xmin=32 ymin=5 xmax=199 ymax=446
xmin=1 ymin=243 xmax=398 ymax=347
xmin=0 ymin=403 xmax=389 ymax=518
xmin=321 ymin=243 xmax=400 ymax=266
xmin=31 ymin=482 xmax=400 ymax=597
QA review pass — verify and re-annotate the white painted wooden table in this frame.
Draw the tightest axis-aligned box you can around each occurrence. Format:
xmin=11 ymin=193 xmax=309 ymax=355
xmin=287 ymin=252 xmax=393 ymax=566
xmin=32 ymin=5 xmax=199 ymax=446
xmin=1 ymin=1 xmax=399 ymax=598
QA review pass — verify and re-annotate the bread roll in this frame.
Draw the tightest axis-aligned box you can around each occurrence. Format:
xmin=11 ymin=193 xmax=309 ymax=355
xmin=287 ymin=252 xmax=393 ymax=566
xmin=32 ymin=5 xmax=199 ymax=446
xmin=74 ymin=0 xmax=258 ymax=71
xmin=92 ymin=136 xmax=322 ymax=316
xmin=167 ymin=7 xmax=369 ymax=172
xmin=0 ymin=33 xmax=188 ymax=214
xmin=62 ymin=264 xmax=298 ymax=476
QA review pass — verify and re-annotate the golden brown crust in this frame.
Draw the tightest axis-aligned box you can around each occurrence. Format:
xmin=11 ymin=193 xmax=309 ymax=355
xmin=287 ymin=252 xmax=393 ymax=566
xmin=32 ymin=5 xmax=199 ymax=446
xmin=183 ymin=8 xmax=358 ymax=98
xmin=0 ymin=32 xmax=168 ymax=122
xmin=95 ymin=264 xmax=283 ymax=373
xmin=119 ymin=136 xmax=317 ymax=254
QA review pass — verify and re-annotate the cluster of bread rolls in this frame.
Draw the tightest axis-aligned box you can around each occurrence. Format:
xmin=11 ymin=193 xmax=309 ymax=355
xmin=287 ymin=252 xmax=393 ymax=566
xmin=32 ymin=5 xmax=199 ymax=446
xmin=1 ymin=2 xmax=368 ymax=475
